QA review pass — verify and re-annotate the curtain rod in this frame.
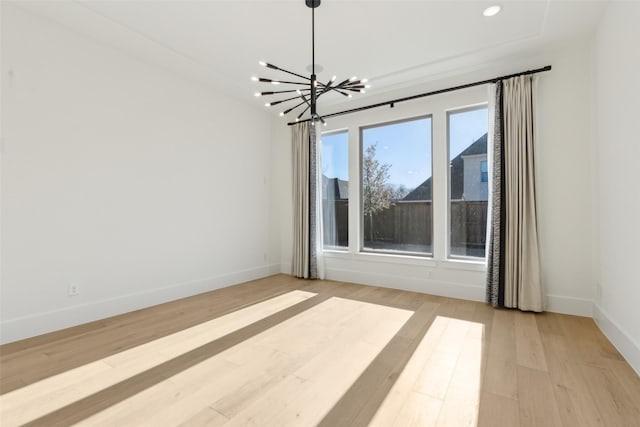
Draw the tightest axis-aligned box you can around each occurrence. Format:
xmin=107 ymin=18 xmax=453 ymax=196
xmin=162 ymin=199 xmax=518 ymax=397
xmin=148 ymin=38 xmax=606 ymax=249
xmin=287 ymin=65 xmax=552 ymax=126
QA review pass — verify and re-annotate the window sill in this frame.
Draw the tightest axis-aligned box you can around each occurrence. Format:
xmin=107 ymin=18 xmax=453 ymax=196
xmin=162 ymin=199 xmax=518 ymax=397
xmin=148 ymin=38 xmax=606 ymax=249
xmin=439 ymin=258 xmax=486 ymax=272
xmin=323 ymin=250 xmax=437 ymax=268
xmin=322 ymin=250 xmax=486 ymax=272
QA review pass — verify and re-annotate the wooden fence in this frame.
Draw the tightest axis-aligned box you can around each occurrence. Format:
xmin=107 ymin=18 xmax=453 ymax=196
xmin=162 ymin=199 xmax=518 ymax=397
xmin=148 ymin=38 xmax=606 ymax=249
xmin=324 ymin=200 xmax=487 ymax=256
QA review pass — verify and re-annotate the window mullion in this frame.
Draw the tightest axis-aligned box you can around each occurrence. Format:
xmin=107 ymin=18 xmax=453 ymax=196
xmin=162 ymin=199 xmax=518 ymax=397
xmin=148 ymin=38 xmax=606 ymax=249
xmin=432 ymin=112 xmax=448 ymax=261
xmin=348 ymin=125 xmax=360 ymax=254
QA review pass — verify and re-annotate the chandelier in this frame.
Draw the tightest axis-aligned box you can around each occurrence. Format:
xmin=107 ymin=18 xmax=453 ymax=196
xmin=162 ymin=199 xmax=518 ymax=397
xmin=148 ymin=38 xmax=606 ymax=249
xmin=252 ymin=0 xmax=369 ymax=125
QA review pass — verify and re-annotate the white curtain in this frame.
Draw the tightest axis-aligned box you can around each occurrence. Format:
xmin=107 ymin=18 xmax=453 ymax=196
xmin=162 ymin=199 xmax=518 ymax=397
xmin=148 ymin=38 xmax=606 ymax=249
xmin=291 ymin=122 xmax=324 ymax=279
xmin=292 ymin=123 xmax=310 ymax=278
xmin=486 ymin=76 xmax=544 ymax=312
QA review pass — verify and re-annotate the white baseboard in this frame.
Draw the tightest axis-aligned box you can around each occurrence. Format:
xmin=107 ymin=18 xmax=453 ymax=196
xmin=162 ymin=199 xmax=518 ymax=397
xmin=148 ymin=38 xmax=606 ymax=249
xmin=280 ymin=263 xmax=292 ymax=275
xmin=326 ymin=269 xmax=594 ymax=317
xmin=593 ymin=303 xmax=640 ymax=376
xmin=0 ymin=264 xmax=282 ymax=345
xmin=325 ymin=267 xmax=486 ymax=302
xmin=545 ymin=294 xmax=593 ymax=317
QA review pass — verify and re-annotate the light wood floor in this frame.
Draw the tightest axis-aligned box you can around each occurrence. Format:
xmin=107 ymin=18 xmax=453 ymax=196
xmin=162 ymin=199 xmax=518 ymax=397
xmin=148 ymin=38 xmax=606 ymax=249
xmin=1 ymin=275 xmax=639 ymax=426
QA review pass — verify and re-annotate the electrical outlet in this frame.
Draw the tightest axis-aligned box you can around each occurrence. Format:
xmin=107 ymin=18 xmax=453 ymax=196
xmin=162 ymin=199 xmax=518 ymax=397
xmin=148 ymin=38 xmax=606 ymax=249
xmin=68 ymin=283 xmax=79 ymax=296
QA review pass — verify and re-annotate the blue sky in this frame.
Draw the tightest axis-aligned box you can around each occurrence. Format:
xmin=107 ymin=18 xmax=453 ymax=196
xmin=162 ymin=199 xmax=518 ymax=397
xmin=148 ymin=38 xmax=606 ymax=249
xmin=321 ymin=107 xmax=488 ymax=189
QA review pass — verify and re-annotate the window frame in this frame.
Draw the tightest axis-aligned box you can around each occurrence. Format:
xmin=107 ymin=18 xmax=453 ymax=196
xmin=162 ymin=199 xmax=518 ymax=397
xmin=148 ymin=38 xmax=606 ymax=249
xmin=320 ymin=128 xmax=350 ymax=252
xmin=358 ymin=114 xmax=434 ymax=257
xmin=445 ymin=104 xmax=490 ymax=261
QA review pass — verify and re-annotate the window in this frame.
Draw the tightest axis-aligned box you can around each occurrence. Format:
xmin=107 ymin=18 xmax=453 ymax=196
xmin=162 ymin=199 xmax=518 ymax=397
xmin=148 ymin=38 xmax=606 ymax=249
xmin=361 ymin=116 xmax=432 ymax=254
xmin=321 ymin=130 xmax=349 ymax=249
xmin=448 ymin=107 xmax=489 ymax=258
xmin=480 ymin=160 xmax=488 ymax=183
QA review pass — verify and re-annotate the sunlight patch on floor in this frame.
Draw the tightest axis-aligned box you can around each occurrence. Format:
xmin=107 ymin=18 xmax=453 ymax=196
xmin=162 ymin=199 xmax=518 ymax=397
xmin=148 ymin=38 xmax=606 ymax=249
xmin=0 ymin=290 xmax=317 ymax=427
xmin=76 ymin=297 xmax=414 ymax=427
xmin=370 ymin=315 xmax=484 ymax=427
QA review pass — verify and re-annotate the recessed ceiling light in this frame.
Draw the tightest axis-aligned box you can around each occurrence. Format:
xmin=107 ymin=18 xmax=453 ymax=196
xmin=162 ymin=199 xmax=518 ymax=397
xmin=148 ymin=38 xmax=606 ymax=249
xmin=483 ymin=5 xmax=502 ymax=17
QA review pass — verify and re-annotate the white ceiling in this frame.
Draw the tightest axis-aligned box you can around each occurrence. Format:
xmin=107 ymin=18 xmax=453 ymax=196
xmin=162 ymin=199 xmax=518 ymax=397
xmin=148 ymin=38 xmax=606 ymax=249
xmin=12 ymin=0 xmax=608 ymax=113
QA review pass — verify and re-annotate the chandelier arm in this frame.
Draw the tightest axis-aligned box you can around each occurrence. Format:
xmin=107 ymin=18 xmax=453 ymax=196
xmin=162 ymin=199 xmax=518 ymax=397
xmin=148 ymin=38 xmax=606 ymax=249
xmin=267 ymin=94 xmax=311 ymax=106
xmin=322 ymin=86 xmax=351 ymax=97
xmin=273 ymin=66 xmax=312 ymax=81
xmin=258 ymin=78 xmax=310 ymax=85
xmin=297 ymin=105 xmax=311 ymax=120
xmin=299 ymin=91 xmax=312 ymax=108
xmin=317 ymin=80 xmax=335 ymax=96
xmin=259 ymin=89 xmax=310 ymax=96
xmin=334 ymin=78 xmax=351 ymax=87
xmin=283 ymin=99 xmax=308 ymax=115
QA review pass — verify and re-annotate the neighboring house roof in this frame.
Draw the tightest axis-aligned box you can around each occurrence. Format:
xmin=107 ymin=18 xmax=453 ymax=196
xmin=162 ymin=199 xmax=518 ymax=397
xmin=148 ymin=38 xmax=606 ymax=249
xmin=403 ymin=133 xmax=487 ymax=201
xmin=323 ymin=175 xmax=349 ymax=200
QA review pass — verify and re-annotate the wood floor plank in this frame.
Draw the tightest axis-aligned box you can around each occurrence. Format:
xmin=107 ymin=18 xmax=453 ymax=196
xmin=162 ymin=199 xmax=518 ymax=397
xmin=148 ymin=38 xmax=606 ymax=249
xmin=369 ymin=315 xmax=448 ymax=427
xmin=558 ymin=314 xmax=622 ymax=368
xmin=471 ymin=302 xmax=494 ymax=390
xmin=413 ymin=318 xmax=471 ymax=399
xmin=517 ymin=365 xmax=563 ymax=427
xmin=391 ymin=392 xmax=442 ymax=427
xmin=483 ymin=309 xmax=518 ymax=399
xmin=535 ymin=311 xmax=565 ymax=336
xmin=607 ymin=358 xmax=640 ymax=405
xmin=514 ymin=310 xmax=549 ymax=372
xmin=540 ymin=331 xmax=606 ymax=427
xmin=579 ymin=362 xmax=640 ymax=427
xmin=178 ymin=407 xmax=229 ymax=427
xmin=434 ymin=320 xmax=483 ymax=427
xmin=477 ymin=391 xmax=520 ymax=427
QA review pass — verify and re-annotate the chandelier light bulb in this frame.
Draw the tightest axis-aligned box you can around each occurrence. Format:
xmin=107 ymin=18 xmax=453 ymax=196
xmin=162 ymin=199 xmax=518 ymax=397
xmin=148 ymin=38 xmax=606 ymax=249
xmin=483 ymin=5 xmax=502 ymax=17
xmin=279 ymin=112 xmax=284 ymax=117
xmin=349 ymin=76 xmax=358 ymax=82
xmin=258 ymin=61 xmax=267 ymax=67
xmin=361 ymin=78 xmax=368 ymax=83
xmin=271 ymin=81 xmax=280 ymax=85
xmin=251 ymin=76 xmax=258 ymax=82
xmin=254 ymin=92 xmax=261 ymax=97
xmin=265 ymin=102 xmax=271 ymax=107
xmin=331 ymin=75 xmax=337 ymax=82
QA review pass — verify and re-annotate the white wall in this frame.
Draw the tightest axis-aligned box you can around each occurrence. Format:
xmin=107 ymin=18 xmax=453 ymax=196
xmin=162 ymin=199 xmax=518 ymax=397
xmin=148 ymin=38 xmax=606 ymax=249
xmin=272 ymin=36 xmax=596 ymax=316
xmin=0 ymin=4 xmax=278 ymax=343
xmin=593 ymin=2 xmax=640 ymax=374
